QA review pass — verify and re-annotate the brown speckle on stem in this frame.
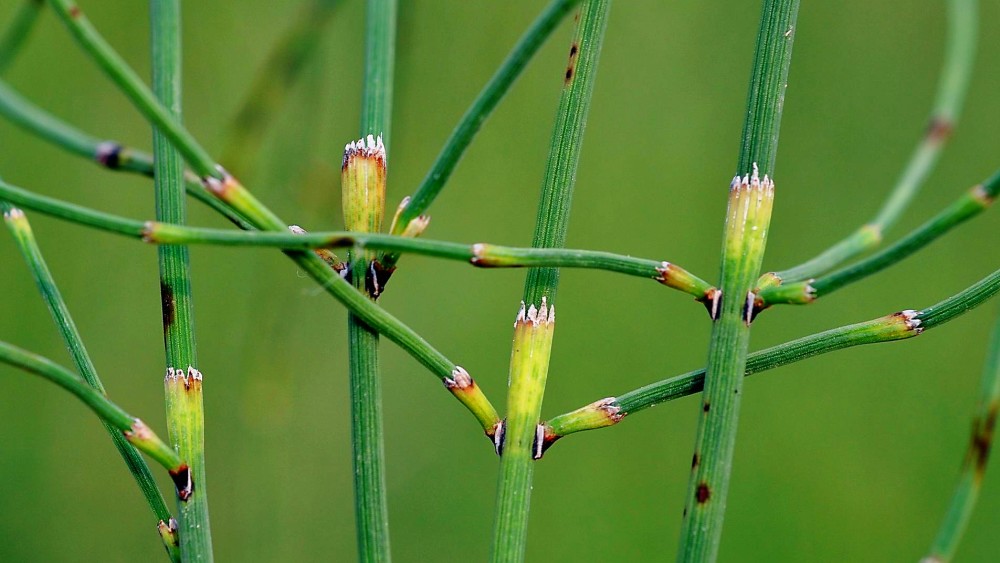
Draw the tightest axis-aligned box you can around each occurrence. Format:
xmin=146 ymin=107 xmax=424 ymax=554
xmin=971 ymin=184 xmax=995 ymax=206
xmin=68 ymin=4 xmax=81 ymax=18
xmin=692 ymin=452 xmax=699 ymax=469
xmin=160 ymin=281 xmax=175 ymax=328
xmin=564 ymin=42 xmax=580 ymax=84
xmin=696 ymin=482 xmax=711 ymax=504
xmin=970 ymin=403 xmax=997 ymax=483
xmin=926 ymin=117 xmax=954 ymax=143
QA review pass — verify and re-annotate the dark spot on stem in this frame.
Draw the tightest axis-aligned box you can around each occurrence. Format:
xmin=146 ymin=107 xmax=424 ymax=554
xmin=926 ymin=117 xmax=954 ymax=142
xmin=703 ymin=402 xmax=710 ymax=413
xmin=692 ymin=453 xmax=699 ymax=469
xmin=68 ymin=4 xmax=81 ymax=18
xmin=970 ymin=405 xmax=997 ymax=482
xmin=696 ymin=483 xmax=711 ymax=504
xmin=160 ymin=281 xmax=175 ymax=328
xmin=169 ymin=464 xmax=193 ymax=501
xmin=95 ymin=142 xmax=123 ymax=169
xmin=564 ymin=43 xmax=580 ymax=85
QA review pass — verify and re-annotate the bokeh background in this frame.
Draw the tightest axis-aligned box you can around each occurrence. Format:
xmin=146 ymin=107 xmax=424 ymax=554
xmin=1 ymin=1 xmax=999 ymax=561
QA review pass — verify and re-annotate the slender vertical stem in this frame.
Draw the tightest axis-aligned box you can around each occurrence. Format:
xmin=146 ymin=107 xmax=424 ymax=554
xmin=150 ymin=0 xmax=212 ymax=560
xmin=0 ymin=0 xmax=44 ymax=73
xmin=677 ymin=2 xmax=796 ymax=562
xmin=491 ymin=2 xmax=610 ymax=561
xmin=924 ymin=309 xmax=1000 ymax=563
xmin=2 ymin=204 xmax=179 ymax=561
xmin=347 ymin=1 xmax=395 ymax=561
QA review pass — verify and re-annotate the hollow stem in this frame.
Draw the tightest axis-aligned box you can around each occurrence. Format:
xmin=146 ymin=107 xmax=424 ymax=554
xmin=545 ymin=266 xmax=1000 ymax=443
xmin=149 ymin=1 xmax=212 ymax=559
xmin=923 ymin=310 xmax=1000 ymax=562
xmin=491 ymin=2 xmax=609 ymax=561
xmin=758 ymin=170 xmax=999 ymax=308
xmin=678 ymin=2 xmax=796 ymax=560
xmin=764 ymin=0 xmax=977 ymax=285
xmin=2 ymin=204 xmax=180 ymax=561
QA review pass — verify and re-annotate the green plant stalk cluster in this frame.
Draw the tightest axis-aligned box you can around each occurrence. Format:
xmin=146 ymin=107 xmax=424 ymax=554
xmin=40 ymin=0 xmax=501 ymax=435
xmin=0 ymin=79 xmax=252 ymax=228
xmin=763 ymin=0 xmax=977 ymax=286
xmin=0 ymin=338 xmax=187 ymax=479
xmin=679 ymin=1 xmax=796 ymax=559
xmin=759 ymin=170 xmax=999 ymax=307
xmin=1 ymin=204 xmax=180 ymax=561
xmin=221 ymin=0 xmax=340 ymax=175
xmin=381 ymin=0 xmax=583 ymax=272
xmin=346 ymin=1 xmax=396 ymax=559
xmin=924 ymin=310 xmax=1000 ymax=563
xmin=0 ymin=0 xmax=44 ymax=73
xmin=546 ymin=266 xmax=1000 ymax=441
xmin=492 ymin=2 xmax=610 ymax=561
xmin=149 ymin=0 xmax=212 ymax=560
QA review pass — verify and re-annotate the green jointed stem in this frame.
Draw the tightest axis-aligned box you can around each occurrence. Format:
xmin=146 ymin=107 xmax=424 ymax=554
xmin=347 ymin=1 xmax=396 ymax=560
xmin=1 ymin=205 xmax=179 ymax=562
xmin=548 ymin=267 xmax=1000 ymax=442
xmin=221 ymin=0 xmax=339 ymax=175
xmin=768 ymin=0 xmax=977 ymax=285
xmin=384 ymin=0 xmax=582 ymax=270
xmin=0 ymin=0 xmax=43 ymax=73
xmin=491 ymin=3 xmax=609 ymax=562
xmin=0 ymin=339 xmax=187 ymax=478
xmin=0 ymin=178 xmax=498 ymax=431
xmin=924 ymin=311 xmax=1000 ymax=563
xmin=679 ymin=3 xmax=795 ymax=561
xmin=42 ymin=0 xmax=497 ymax=431
xmin=0 ymin=79 xmax=253 ymax=229
xmin=149 ymin=1 xmax=212 ymax=560
xmin=759 ymin=170 xmax=999 ymax=307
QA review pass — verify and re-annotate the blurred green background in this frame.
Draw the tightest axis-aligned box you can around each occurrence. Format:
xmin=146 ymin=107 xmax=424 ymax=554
xmin=1 ymin=1 xmax=999 ymax=561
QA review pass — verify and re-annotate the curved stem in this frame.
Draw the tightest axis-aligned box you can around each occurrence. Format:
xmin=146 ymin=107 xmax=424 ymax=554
xmin=0 ymin=339 xmax=187 ymax=477
xmin=2 ymin=204 xmax=179 ymax=561
xmin=767 ymin=0 xmax=977 ymax=285
xmin=758 ymin=170 xmax=999 ymax=308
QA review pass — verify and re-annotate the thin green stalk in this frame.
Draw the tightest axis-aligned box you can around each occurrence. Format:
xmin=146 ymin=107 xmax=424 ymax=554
xmin=0 ymin=339 xmax=190 ymax=485
xmin=758 ymin=170 xmax=999 ymax=308
xmin=0 ymin=0 xmax=44 ymax=73
xmin=382 ymin=0 xmax=583 ymax=272
xmin=1 ymin=204 xmax=179 ymax=562
xmin=923 ymin=310 xmax=1000 ymax=563
xmin=221 ymin=0 xmax=339 ymax=176
xmin=347 ymin=1 xmax=395 ymax=560
xmin=545 ymin=266 xmax=1000 ymax=443
xmin=40 ymin=0 xmax=499 ymax=433
xmin=679 ymin=2 xmax=796 ymax=561
xmin=46 ymin=0 xmax=217 ymax=178
xmin=0 ymin=175 xmax=714 ymax=295
xmin=491 ymin=2 xmax=609 ymax=562
xmin=149 ymin=1 xmax=212 ymax=560
xmin=765 ymin=0 xmax=977 ymax=286
xmin=0 ymin=79 xmax=253 ymax=229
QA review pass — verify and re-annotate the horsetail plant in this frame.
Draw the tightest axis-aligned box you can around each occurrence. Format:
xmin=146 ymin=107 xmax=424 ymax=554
xmin=1 ymin=0 xmax=998 ymax=561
